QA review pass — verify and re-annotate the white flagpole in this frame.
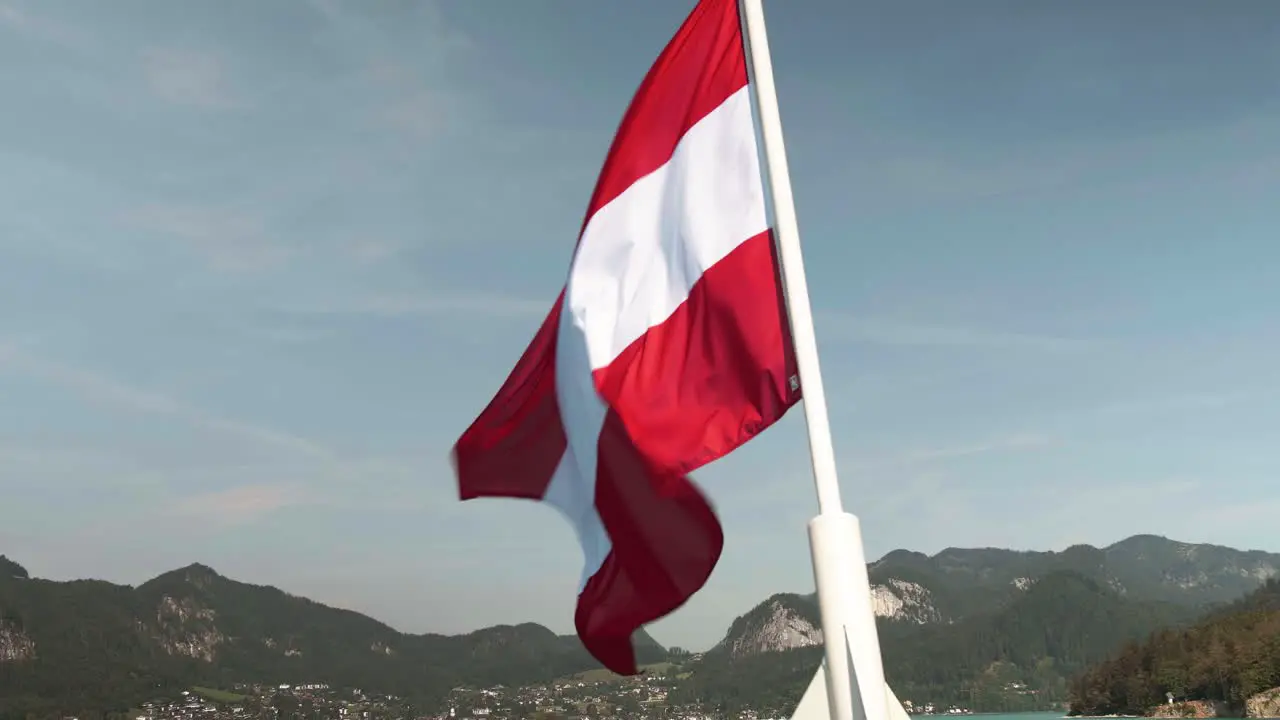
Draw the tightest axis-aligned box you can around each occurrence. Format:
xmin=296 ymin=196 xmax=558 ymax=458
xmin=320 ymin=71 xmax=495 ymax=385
xmin=737 ymin=3 xmax=892 ymax=720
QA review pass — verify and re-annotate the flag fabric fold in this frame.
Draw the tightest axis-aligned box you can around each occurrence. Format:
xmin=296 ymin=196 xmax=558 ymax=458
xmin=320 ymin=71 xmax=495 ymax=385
xmin=452 ymin=0 xmax=800 ymax=675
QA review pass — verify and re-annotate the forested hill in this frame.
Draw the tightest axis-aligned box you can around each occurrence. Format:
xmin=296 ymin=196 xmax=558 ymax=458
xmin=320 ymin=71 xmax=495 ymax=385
xmin=1068 ymin=578 xmax=1280 ymax=717
xmin=672 ymin=571 xmax=1198 ymax=715
xmin=0 ymin=561 xmax=665 ymax=719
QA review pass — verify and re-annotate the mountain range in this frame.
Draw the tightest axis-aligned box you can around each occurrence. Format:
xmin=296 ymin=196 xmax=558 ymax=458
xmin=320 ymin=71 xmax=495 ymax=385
xmin=674 ymin=534 xmax=1280 ymax=714
xmin=2 ymin=534 xmax=1277 ymax=717
xmin=0 ymin=556 xmax=664 ymax=718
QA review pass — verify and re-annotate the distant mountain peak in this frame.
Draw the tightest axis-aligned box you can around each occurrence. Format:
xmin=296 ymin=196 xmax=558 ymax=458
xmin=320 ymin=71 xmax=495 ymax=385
xmin=1113 ymin=532 xmax=1170 ymax=543
xmin=135 ymin=563 xmax=227 ymax=598
xmin=713 ymin=593 xmax=823 ymax=659
xmin=1106 ymin=533 xmax=1176 ymax=551
xmin=465 ymin=622 xmax=559 ymax=643
xmin=174 ymin=563 xmax=221 ymax=589
xmin=871 ymin=549 xmax=930 ymax=567
xmin=0 ymin=555 xmax=28 ymax=579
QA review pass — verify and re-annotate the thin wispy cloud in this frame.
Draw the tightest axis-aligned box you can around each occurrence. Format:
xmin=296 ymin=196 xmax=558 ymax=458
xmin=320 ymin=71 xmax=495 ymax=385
xmin=370 ymin=60 xmax=441 ymax=141
xmin=845 ymin=57 xmax=1280 ymax=212
xmin=1197 ymin=496 xmax=1280 ymax=529
xmin=1044 ymin=478 xmax=1205 ymax=549
xmin=0 ymin=442 xmax=156 ymax=490
xmin=2 ymin=346 xmax=330 ymax=460
xmin=0 ymin=0 xmax=85 ymax=48
xmin=274 ymin=292 xmax=549 ymax=319
xmin=839 ymin=433 xmax=1054 ymax=478
xmin=820 ymin=313 xmax=1090 ymax=352
xmin=877 ymin=152 xmax=1097 ymax=205
xmin=863 ymin=471 xmax=955 ymax=527
xmin=123 ymin=204 xmax=285 ymax=272
xmin=345 ymin=238 xmax=406 ymax=265
xmin=883 ymin=433 xmax=1053 ymax=467
xmin=229 ymin=320 xmax=338 ymax=346
xmin=143 ymin=48 xmax=239 ymax=110
xmin=304 ymin=0 xmax=473 ymax=143
xmin=735 ymin=431 xmax=1053 ymax=518
xmin=0 ymin=2 xmax=23 ymax=27
xmin=169 ymin=483 xmax=309 ymax=527
xmin=1097 ymin=391 xmax=1244 ymax=416
xmin=877 ymin=131 xmax=1280 ymax=215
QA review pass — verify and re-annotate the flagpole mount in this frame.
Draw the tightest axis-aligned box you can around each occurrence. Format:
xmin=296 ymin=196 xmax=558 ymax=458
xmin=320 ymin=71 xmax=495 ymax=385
xmin=803 ymin=512 xmax=893 ymax=720
xmin=737 ymin=2 xmax=898 ymax=720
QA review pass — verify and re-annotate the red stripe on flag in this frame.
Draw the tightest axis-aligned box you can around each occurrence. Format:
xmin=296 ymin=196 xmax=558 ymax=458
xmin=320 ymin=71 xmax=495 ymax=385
xmin=454 ymin=293 xmax=567 ymax=501
xmin=576 ymin=232 xmax=800 ymax=674
xmin=580 ymin=0 xmax=748 ymax=226
xmin=576 ymin=411 xmax=723 ymax=675
xmin=593 ymin=231 xmax=798 ymax=476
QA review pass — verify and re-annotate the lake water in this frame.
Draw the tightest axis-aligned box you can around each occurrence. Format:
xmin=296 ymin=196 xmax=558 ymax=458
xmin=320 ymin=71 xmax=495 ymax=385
xmin=911 ymin=714 xmax=1064 ymax=720
xmin=942 ymin=707 xmax=1249 ymax=712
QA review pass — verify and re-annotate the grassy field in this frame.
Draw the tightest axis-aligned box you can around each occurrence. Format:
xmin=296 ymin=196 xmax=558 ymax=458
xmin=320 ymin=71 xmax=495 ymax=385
xmin=567 ymin=661 xmax=675 ymax=683
xmin=191 ymin=686 xmax=249 ymax=703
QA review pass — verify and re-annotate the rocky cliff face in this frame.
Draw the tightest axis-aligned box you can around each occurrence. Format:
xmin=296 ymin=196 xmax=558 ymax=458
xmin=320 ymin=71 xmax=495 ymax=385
xmin=724 ymin=597 xmax=823 ymax=657
xmin=871 ymin=579 xmax=941 ymax=623
xmin=0 ymin=617 xmax=35 ymax=662
xmin=715 ymin=580 xmax=943 ymax=660
xmin=1245 ymin=687 xmax=1280 ymax=718
xmin=153 ymin=594 xmax=224 ymax=661
xmin=1150 ymin=700 xmax=1231 ymax=718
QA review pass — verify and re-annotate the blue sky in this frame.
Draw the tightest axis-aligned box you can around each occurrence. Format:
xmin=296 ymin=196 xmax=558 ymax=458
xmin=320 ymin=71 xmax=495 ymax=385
xmin=2 ymin=0 xmax=1279 ymax=651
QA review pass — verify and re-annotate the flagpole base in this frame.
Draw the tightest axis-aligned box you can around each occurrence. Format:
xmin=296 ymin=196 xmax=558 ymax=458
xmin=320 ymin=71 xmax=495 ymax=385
xmin=790 ymin=657 xmax=913 ymax=720
xmin=804 ymin=512 xmax=894 ymax=720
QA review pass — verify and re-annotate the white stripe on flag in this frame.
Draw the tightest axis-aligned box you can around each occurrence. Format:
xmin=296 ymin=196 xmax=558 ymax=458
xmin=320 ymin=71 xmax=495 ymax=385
xmin=565 ymin=86 xmax=768 ymax=372
xmin=543 ymin=84 xmax=767 ymax=588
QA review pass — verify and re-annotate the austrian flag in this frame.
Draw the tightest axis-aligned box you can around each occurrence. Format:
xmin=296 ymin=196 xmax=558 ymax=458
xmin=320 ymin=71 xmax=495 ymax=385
xmin=452 ymin=0 xmax=800 ymax=675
